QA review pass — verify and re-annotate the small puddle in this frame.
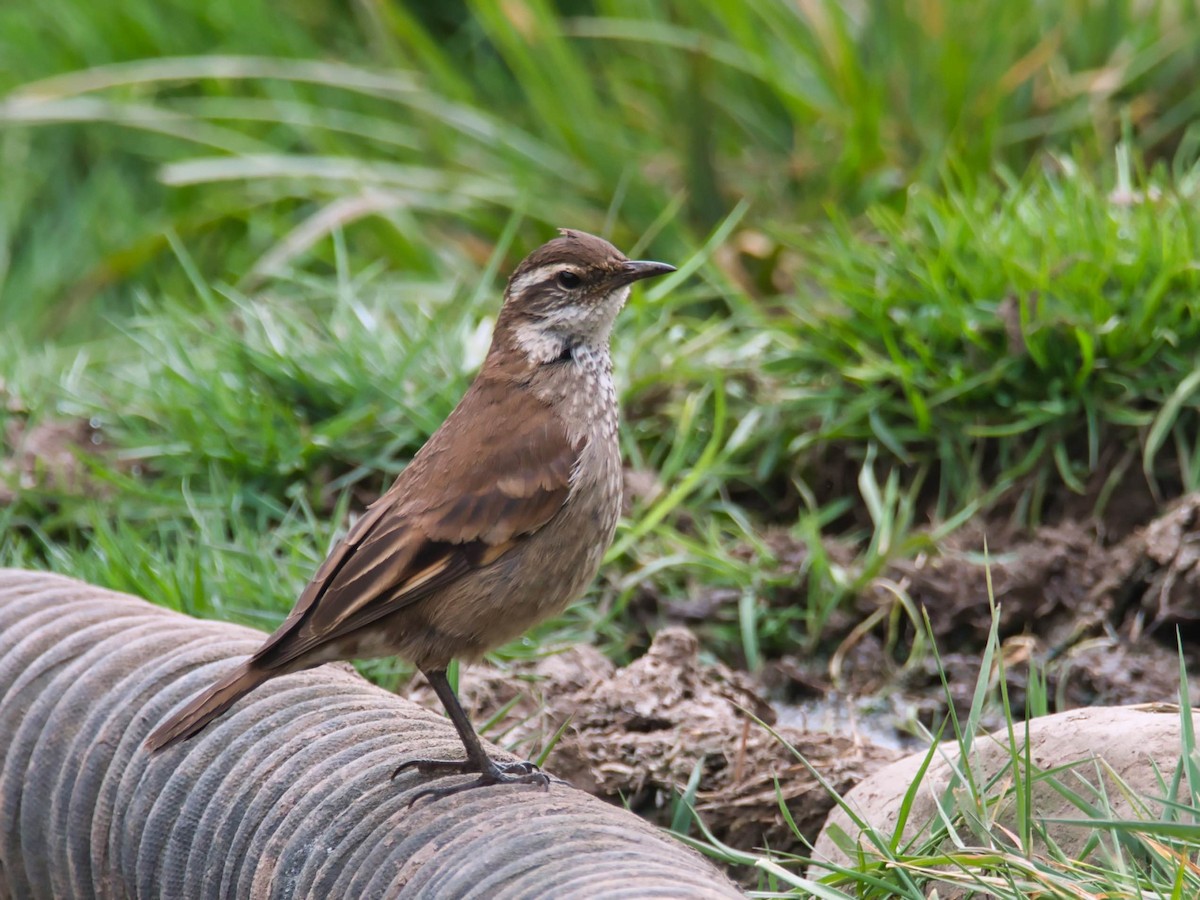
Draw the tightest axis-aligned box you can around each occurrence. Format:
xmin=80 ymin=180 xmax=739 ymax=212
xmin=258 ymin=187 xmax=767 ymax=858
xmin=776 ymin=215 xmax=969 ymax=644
xmin=775 ymin=693 xmax=926 ymax=752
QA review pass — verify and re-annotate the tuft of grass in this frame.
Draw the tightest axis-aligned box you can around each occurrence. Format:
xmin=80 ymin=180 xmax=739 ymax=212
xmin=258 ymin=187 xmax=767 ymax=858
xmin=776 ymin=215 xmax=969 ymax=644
xmin=683 ymin=578 xmax=1200 ymax=897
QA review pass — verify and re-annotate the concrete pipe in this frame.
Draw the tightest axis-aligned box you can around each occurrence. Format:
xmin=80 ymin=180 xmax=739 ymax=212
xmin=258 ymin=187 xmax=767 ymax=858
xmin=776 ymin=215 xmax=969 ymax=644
xmin=0 ymin=569 xmax=740 ymax=899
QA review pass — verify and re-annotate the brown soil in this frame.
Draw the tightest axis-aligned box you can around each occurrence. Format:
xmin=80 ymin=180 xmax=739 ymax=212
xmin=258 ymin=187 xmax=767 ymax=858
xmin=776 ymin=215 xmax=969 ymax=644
xmin=454 ymin=489 xmax=1200 ymax=863
xmin=772 ymin=491 xmax=1200 ymax=739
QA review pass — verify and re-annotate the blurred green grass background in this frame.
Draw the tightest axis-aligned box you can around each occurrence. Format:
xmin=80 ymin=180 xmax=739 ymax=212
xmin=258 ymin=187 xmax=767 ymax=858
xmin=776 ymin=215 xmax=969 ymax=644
xmin=3 ymin=0 xmax=1200 ymax=672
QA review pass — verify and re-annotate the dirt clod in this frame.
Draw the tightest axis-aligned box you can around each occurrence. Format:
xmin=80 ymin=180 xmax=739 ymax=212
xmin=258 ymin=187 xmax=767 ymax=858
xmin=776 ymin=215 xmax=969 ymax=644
xmin=411 ymin=627 xmax=900 ymax=855
xmin=0 ymin=416 xmax=110 ymax=503
xmin=890 ymin=521 xmax=1106 ymax=649
xmin=796 ymin=495 xmax=1200 ymax=739
xmin=1097 ymin=492 xmax=1200 ymax=633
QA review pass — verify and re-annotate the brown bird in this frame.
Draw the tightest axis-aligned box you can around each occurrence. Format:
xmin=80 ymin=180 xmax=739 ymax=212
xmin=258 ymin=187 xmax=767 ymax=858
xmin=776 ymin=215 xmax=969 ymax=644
xmin=145 ymin=229 xmax=674 ymax=801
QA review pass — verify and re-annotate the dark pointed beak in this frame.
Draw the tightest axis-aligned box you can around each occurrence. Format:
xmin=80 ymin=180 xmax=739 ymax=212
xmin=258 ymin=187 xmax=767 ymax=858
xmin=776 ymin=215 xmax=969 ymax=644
xmin=613 ymin=259 xmax=676 ymax=287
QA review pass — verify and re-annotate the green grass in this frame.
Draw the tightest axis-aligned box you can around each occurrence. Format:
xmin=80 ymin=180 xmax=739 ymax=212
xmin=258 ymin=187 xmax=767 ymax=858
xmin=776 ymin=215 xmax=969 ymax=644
xmin=4 ymin=1 xmax=1200 ymax=335
xmin=681 ymin=598 xmax=1200 ymax=898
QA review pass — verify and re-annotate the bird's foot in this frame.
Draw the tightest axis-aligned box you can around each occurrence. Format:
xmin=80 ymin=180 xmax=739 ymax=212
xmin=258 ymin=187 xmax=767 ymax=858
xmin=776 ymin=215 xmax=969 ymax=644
xmin=392 ymin=756 xmax=540 ymax=778
xmin=393 ymin=755 xmax=550 ymax=805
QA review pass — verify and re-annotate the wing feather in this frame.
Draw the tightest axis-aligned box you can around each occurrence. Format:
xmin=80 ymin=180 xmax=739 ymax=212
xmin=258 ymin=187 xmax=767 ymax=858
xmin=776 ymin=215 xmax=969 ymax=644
xmin=252 ymin=373 xmax=580 ymax=669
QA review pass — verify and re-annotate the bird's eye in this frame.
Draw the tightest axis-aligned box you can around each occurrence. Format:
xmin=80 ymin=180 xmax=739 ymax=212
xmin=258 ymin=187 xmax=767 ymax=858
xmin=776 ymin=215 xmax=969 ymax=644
xmin=556 ymin=271 xmax=582 ymax=289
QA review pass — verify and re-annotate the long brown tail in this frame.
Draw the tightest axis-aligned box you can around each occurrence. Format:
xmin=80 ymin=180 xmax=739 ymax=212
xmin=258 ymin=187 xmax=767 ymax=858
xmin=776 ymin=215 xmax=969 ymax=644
xmin=143 ymin=662 xmax=272 ymax=751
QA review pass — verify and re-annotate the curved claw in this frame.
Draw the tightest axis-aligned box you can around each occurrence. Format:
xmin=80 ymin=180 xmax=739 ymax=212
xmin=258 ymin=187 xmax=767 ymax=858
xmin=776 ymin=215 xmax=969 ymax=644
xmin=407 ymin=768 xmax=550 ymax=807
xmin=391 ymin=756 xmax=542 ymax=781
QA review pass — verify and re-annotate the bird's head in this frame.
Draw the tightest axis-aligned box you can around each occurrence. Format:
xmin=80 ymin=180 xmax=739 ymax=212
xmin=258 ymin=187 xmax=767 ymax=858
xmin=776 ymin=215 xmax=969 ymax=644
xmin=493 ymin=229 xmax=674 ymax=365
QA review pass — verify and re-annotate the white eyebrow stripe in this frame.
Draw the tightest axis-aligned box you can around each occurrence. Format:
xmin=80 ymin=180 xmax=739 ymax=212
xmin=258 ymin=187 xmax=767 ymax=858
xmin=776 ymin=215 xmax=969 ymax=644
xmin=507 ymin=263 xmax=575 ymax=297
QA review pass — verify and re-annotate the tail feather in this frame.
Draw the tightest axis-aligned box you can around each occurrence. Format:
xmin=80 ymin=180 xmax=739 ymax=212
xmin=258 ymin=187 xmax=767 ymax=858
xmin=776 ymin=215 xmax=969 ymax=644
xmin=144 ymin=662 xmax=271 ymax=751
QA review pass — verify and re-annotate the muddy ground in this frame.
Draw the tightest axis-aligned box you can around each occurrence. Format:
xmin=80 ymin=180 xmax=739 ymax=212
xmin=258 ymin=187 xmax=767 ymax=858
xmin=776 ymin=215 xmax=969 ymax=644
xmin=411 ymin=490 xmax=1200 ymax=861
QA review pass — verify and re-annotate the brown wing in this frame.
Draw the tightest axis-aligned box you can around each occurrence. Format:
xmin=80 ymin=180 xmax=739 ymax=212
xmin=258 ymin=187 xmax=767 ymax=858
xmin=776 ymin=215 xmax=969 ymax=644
xmin=252 ymin=373 xmax=580 ymax=669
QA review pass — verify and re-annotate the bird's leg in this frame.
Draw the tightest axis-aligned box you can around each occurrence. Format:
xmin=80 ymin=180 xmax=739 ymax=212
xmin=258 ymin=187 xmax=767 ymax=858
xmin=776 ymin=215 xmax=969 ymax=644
xmin=392 ymin=668 xmax=549 ymax=803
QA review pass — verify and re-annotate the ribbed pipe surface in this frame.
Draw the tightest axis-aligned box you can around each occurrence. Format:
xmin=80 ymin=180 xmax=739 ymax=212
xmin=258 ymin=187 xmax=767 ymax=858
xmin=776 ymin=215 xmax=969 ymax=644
xmin=0 ymin=568 xmax=740 ymax=899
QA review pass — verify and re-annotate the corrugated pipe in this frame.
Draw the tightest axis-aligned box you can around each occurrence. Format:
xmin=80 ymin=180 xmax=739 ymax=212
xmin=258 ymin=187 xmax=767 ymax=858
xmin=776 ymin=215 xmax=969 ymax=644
xmin=0 ymin=569 xmax=740 ymax=899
